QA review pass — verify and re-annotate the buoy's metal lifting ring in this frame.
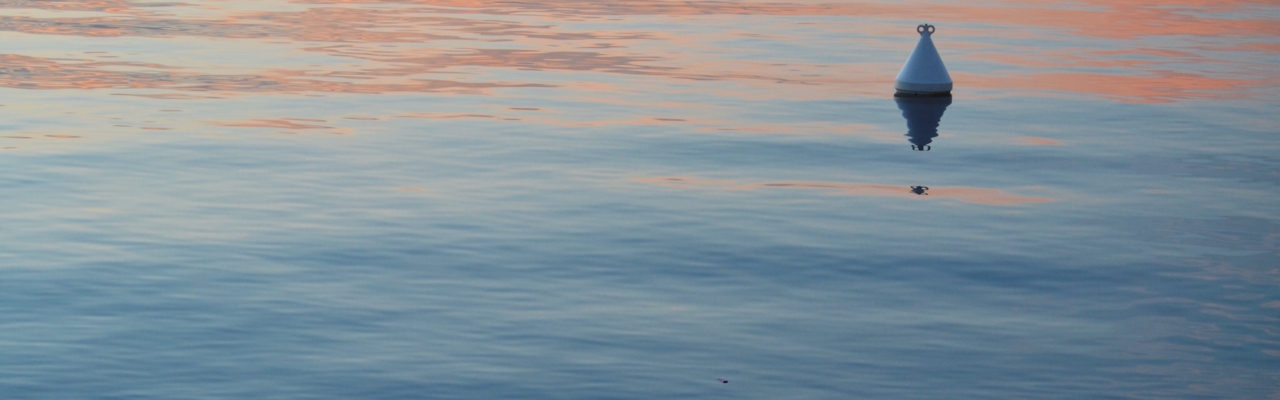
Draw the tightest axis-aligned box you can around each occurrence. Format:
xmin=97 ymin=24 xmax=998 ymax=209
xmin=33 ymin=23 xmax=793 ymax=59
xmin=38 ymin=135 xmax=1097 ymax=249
xmin=917 ymin=24 xmax=935 ymax=35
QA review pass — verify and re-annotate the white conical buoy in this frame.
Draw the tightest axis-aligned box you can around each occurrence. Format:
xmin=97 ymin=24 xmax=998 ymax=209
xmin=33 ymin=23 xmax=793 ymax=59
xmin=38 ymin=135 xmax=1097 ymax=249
xmin=894 ymin=24 xmax=952 ymax=97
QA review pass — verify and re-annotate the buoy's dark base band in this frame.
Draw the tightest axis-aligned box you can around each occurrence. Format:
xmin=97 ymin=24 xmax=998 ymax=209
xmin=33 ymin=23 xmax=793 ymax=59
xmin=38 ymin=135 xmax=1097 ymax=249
xmin=894 ymin=90 xmax=951 ymax=97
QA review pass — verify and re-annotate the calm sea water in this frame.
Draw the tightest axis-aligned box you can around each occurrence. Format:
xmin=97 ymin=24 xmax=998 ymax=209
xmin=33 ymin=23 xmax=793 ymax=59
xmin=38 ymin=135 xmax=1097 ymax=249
xmin=0 ymin=1 xmax=1276 ymax=399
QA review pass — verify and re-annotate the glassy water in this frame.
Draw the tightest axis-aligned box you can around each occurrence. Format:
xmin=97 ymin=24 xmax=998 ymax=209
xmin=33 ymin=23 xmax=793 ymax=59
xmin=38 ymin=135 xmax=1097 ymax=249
xmin=0 ymin=1 xmax=1276 ymax=399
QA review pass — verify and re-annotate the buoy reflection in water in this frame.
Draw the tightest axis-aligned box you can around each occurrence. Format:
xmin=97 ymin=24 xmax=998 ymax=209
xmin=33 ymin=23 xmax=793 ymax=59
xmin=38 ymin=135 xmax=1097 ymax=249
xmin=896 ymin=96 xmax=952 ymax=151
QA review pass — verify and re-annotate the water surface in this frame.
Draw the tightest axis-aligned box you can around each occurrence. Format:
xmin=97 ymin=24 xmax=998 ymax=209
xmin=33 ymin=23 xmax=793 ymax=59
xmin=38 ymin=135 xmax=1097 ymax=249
xmin=0 ymin=1 xmax=1277 ymax=399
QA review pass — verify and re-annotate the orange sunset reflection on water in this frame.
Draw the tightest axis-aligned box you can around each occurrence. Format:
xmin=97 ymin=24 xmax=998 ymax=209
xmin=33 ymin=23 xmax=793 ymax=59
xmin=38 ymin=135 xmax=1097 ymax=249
xmin=0 ymin=0 xmax=1269 ymax=201
xmin=635 ymin=177 xmax=1054 ymax=206
xmin=0 ymin=0 xmax=1271 ymax=103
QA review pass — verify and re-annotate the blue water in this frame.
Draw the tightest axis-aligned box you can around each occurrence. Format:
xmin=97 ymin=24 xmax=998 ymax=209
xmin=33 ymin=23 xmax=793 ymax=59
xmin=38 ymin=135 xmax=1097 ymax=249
xmin=0 ymin=1 xmax=1276 ymax=399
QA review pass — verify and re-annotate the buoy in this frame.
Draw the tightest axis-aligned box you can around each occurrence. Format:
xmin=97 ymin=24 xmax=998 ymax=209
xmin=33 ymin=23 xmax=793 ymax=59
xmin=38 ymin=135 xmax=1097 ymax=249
xmin=894 ymin=24 xmax=952 ymax=97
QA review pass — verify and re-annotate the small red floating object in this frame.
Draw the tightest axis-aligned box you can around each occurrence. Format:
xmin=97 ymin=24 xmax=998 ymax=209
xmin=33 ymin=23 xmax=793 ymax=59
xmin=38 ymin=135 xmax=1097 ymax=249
xmin=718 ymin=378 xmax=729 ymax=384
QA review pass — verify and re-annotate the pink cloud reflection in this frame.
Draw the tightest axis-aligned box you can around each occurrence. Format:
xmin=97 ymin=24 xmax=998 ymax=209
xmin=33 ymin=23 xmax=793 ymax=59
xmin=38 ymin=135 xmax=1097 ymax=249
xmin=636 ymin=176 xmax=1054 ymax=206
